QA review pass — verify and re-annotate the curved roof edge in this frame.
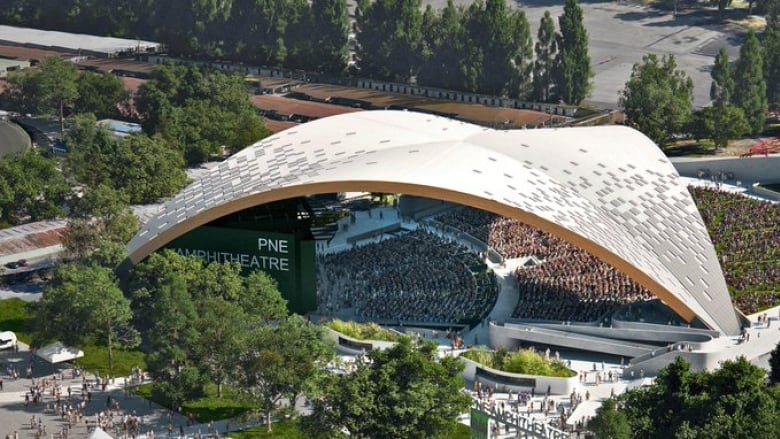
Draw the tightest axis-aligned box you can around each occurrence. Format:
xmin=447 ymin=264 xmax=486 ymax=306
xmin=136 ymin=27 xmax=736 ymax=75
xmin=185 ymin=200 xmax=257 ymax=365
xmin=125 ymin=110 xmax=741 ymax=336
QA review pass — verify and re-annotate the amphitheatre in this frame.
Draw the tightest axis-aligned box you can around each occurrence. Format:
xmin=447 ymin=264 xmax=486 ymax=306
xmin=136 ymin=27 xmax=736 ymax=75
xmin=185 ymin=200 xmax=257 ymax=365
xmin=126 ymin=110 xmax=751 ymax=349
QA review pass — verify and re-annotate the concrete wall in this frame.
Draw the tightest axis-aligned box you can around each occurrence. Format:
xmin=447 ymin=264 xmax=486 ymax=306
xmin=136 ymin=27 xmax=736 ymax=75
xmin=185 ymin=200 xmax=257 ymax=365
xmin=622 ymin=349 xmax=720 ymax=376
xmin=671 ymin=156 xmax=780 ymax=184
xmin=325 ymin=328 xmax=397 ymax=355
xmin=489 ymin=323 xmax=654 ymax=358
xmin=459 ymin=356 xmax=578 ymax=395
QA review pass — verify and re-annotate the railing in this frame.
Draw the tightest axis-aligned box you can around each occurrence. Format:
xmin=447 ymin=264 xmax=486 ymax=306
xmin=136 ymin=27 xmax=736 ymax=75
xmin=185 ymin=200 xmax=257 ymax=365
xmin=471 ymin=398 xmax=569 ymax=439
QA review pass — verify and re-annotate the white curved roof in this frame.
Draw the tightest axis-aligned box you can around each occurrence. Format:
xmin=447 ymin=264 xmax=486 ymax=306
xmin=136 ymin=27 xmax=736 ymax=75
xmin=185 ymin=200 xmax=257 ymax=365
xmin=126 ymin=110 xmax=740 ymax=336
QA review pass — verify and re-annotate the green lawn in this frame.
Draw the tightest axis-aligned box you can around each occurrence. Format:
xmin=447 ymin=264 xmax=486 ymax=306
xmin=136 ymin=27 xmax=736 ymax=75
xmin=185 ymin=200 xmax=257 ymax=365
xmin=136 ymin=383 xmax=254 ymax=423
xmin=230 ymin=421 xmax=308 ymax=439
xmin=0 ymin=298 xmax=35 ymax=344
xmin=0 ymin=298 xmax=145 ymax=377
xmin=73 ymin=345 xmax=146 ymax=377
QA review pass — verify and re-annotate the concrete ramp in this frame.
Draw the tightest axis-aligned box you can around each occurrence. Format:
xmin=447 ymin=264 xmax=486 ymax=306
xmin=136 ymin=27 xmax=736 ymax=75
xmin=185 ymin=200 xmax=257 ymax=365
xmin=490 ymin=323 xmax=657 ymax=358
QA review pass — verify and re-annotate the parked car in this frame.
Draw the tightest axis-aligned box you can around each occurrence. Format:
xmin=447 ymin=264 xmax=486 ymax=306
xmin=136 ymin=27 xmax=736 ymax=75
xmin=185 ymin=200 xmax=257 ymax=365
xmin=0 ymin=331 xmax=17 ymax=350
xmin=3 ymin=259 xmax=27 ymax=269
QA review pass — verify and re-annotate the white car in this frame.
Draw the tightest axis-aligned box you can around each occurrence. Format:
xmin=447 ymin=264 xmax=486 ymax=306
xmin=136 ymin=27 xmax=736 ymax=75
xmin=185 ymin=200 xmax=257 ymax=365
xmin=0 ymin=331 xmax=17 ymax=350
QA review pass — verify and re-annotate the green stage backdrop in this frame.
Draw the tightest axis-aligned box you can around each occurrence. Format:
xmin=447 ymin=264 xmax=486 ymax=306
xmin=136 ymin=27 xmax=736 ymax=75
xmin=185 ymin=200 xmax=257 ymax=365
xmin=165 ymin=226 xmax=316 ymax=315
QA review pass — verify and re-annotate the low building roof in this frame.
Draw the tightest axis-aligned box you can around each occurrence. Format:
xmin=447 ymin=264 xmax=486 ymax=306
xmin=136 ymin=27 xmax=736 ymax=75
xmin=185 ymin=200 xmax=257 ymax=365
xmin=0 ymin=25 xmax=161 ymax=56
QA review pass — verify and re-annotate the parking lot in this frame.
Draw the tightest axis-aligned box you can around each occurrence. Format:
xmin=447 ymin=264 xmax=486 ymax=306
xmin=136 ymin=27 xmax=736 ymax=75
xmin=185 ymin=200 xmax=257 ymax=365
xmin=422 ymin=0 xmax=744 ymax=108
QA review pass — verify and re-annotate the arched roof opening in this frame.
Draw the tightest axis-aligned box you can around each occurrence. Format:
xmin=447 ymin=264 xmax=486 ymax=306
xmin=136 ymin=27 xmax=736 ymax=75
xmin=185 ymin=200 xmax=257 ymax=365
xmin=125 ymin=110 xmax=741 ymax=336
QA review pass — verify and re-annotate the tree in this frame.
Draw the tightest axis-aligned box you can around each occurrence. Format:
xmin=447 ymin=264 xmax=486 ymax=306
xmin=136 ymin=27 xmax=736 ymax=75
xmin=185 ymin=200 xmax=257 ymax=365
xmin=65 ymin=113 xmax=188 ymax=203
xmin=770 ymin=341 xmax=780 ymax=384
xmin=145 ymin=274 xmax=205 ymax=407
xmin=75 ymin=71 xmax=128 ymax=118
xmin=3 ymin=57 xmax=79 ymax=137
xmin=710 ymin=47 xmax=733 ymax=104
xmin=36 ymin=264 xmax=139 ymax=373
xmin=713 ymin=0 xmax=734 ymax=21
xmin=0 ymin=150 xmax=69 ymax=226
xmin=418 ymin=1 xmax=466 ymax=91
xmin=620 ymin=54 xmax=693 ymax=145
xmin=763 ymin=24 xmax=780 ymax=109
xmin=589 ymin=398 xmax=630 ymax=439
xmin=733 ymin=29 xmax=768 ymax=135
xmin=533 ymin=11 xmax=559 ymax=103
xmin=356 ymin=0 xmax=424 ymax=82
xmin=307 ymin=0 xmax=349 ymax=74
xmin=692 ymin=105 xmax=750 ymax=150
xmin=619 ymin=356 xmax=780 ymax=438
xmin=193 ymin=297 xmax=246 ymax=398
xmin=231 ymin=315 xmax=333 ymax=432
xmin=136 ymin=64 xmax=269 ymax=164
xmin=699 ymin=48 xmax=751 ymax=149
xmin=458 ymin=0 xmax=532 ymax=97
xmin=303 ymin=338 xmax=471 ymax=439
xmin=111 ymin=134 xmax=188 ymax=204
xmin=556 ymin=0 xmax=592 ymax=105
xmin=240 ymin=271 xmax=289 ymax=323
xmin=64 ymin=113 xmax=118 ymax=188
xmin=62 ymin=184 xmax=139 ymax=264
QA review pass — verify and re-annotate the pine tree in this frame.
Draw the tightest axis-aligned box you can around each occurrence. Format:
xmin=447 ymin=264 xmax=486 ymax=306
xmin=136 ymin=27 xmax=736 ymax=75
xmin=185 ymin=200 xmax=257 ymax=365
xmin=733 ymin=29 xmax=768 ymax=134
xmin=556 ymin=0 xmax=592 ymax=105
xmin=710 ymin=47 xmax=733 ymax=104
xmin=418 ymin=1 xmax=465 ymax=90
xmin=355 ymin=0 xmax=424 ymax=82
xmin=763 ymin=25 xmax=780 ymax=109
xmin=706 ymin=47 xmax=748 ymax=149
xmin=308 ymin=0 xmax=350 ymax=74
xmin=460 ymin=0 xmax=532 ymax=97
xmin=532 ymin=10 xmax=559 ymax=103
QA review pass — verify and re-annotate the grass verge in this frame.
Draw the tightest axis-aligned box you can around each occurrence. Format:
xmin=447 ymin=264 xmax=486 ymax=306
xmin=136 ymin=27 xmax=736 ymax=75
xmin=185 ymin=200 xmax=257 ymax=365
xmin=74 ymin=345 xmax=146 ymax=378
xmin=0 ymin=298 xmax=35 ymax=344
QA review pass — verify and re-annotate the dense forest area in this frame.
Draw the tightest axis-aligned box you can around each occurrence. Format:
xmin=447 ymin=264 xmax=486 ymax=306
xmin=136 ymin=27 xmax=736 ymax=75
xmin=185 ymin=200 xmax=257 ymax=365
xmin=0 ymin=0 xmax=593 ymax=104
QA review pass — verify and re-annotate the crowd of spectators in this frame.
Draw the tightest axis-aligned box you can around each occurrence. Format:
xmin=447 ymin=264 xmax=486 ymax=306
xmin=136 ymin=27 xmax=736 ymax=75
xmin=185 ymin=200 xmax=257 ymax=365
xmin=512 ymin=250 xmax=652 ymax=322
xmin=689 ymin=186 xmax=780 ymax=314
xmin=317 ymin=185 xmax=779 ymax=324
xmin=438 ymin=207 xmax=652 ymax=322
xmin=436 ymin=208 xmax=569 ymax=260
xmin=317 ymin=229 xmax=498 ymax=324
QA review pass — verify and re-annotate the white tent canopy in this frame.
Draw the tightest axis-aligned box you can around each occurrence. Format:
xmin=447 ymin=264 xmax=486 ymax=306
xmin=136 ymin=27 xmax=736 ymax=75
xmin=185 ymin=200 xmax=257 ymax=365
xmin=35 ymin=342 xmax=84 ymax=364
xmin=87 ymin=427 xmax=113 ymax=439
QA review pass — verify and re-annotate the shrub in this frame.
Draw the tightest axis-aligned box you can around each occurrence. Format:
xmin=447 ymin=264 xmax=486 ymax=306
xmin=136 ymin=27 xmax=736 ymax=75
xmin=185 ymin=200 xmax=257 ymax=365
xmin=324 ymin=319 xmax=404 ymax=342
xmin=462 ymin=348 xmax=575 ymax=378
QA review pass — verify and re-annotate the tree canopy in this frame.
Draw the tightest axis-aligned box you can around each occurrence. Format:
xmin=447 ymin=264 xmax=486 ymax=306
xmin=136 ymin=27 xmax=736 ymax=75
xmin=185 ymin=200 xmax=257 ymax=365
xmin=733 ymin=29 xmax=768 ymax=135
xmin=130 ymin=250 xmax=294 ymax=407
xmin=613 ymin=356 xmax=780 ymax=438
xmin=533 ymin=11 xmax=559 ymax=103
xmin=557 ymin=0 xmax=592 ymax=105
xmin=231 ymin=315 xmax=333 ymax=432
xmin=61 ymin=184 xmax=139 ymax=266
xmin=136 ymin=64 xmax=270 ymax=164
xmin=36 ymin=263 xmax=139 ymax=373
xmin=0 ymin=1 xmax=604 ymax=105
xmin=0 ymin=150 xmax=69 ymax=227
xmin=302 ymin=338 xmax=470 ymax=439
xmin=64 ymin=114 xmax=188 ymax=204
xmin=355 ymin=0 xmax=424 ymax=82
xmin=620 ymin=53 xmax=693 ymax=145
xmin=3 ymin=57 xmax=79 ymax=137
